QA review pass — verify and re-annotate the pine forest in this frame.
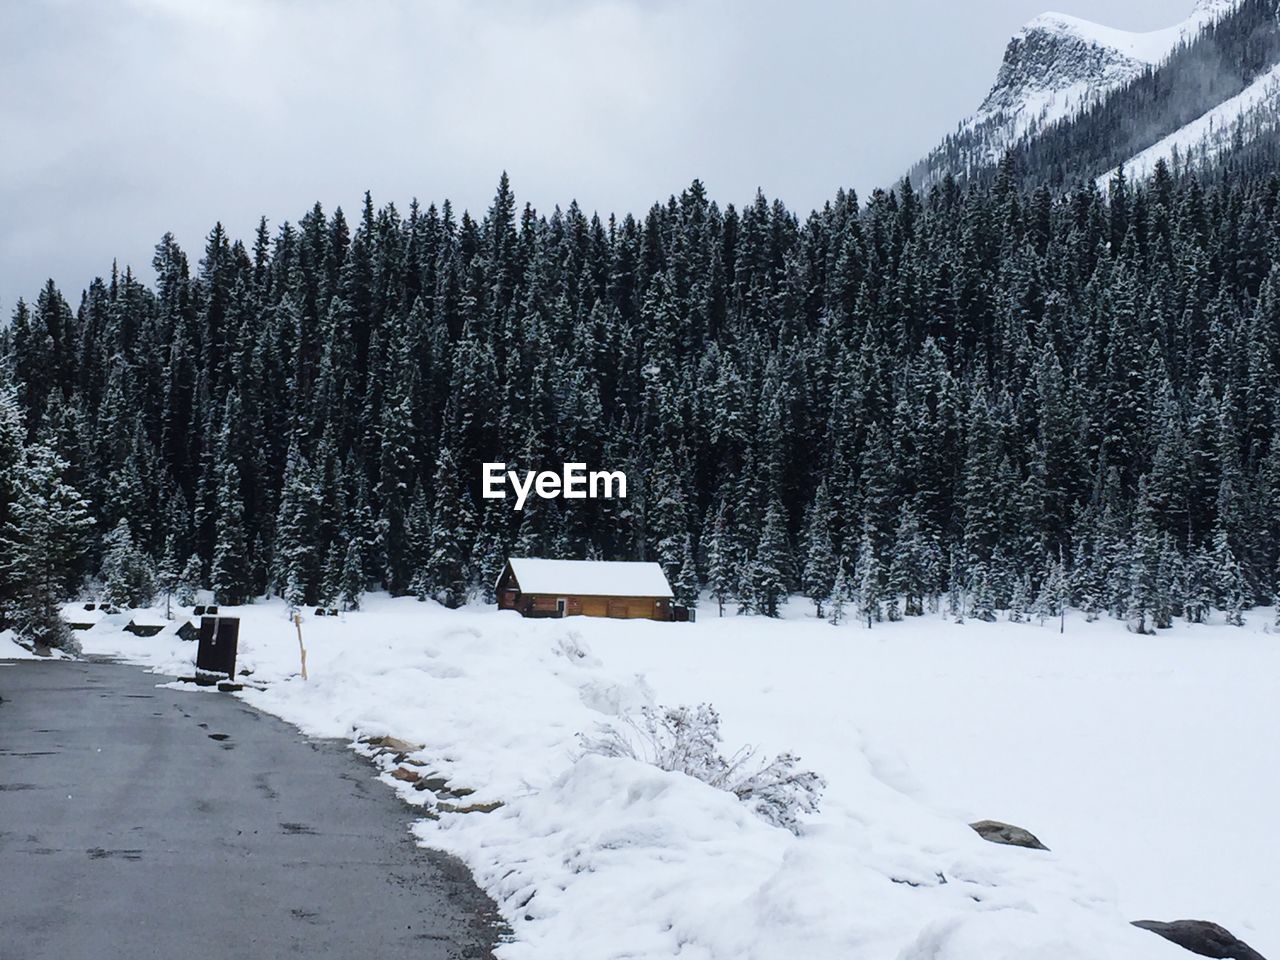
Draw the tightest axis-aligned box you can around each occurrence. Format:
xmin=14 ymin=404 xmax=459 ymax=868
xmin=4 ymin=161 xmax=1280 ymax=637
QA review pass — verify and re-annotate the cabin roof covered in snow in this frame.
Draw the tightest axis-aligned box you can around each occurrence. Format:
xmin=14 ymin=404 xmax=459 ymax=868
xmin=61 ymin=603 xmax=106 ymax=625
xmin=502 ymin=558 xmax=674 ymax=598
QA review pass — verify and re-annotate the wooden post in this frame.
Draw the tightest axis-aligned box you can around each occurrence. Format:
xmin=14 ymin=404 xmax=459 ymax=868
xmin=293 ymin=611 xmax=308 ymax=680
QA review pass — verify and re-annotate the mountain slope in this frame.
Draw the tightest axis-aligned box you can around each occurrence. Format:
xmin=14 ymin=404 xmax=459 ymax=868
xmin=909 ymin=0 xmax=1276 ymax=190
xmin=1097 ymin=53 xmax=1280 ymax=184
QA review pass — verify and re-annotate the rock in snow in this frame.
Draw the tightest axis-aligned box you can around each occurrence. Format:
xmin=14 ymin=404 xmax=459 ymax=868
xmin=360 ymin=734 xmax=422 ymax=755
xmin=1132 ymin=919 xmax=1269 ymax=960
xmin=969 ymin=818 xmax=1050 ymax=851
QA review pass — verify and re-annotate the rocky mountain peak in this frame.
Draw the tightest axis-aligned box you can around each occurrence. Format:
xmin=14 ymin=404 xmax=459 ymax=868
xmin=909 ymin=1 xmax=1248 ymax=190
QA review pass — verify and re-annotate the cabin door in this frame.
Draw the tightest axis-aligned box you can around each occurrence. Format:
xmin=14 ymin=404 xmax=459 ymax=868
xmin=556 ymin=598 xmax=567 ymax=618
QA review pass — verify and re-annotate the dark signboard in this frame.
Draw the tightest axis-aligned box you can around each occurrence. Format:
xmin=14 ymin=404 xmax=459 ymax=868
xmin=195 ymin=616 xmax=240 ymax=678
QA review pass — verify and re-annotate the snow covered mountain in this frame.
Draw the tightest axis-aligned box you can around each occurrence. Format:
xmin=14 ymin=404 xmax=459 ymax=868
xmin=909 ymin=0 xmax=1268 ymax=189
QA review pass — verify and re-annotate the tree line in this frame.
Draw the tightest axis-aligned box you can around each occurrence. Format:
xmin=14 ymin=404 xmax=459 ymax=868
xmin=3 ymin=159 xmax=1280 ymax=645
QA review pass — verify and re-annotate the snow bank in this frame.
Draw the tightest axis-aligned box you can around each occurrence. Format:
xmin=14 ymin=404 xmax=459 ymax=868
xmin=1 ymin=628 xmax=77 ymax=660
xmin=1 ymin=629 xmax=41 ymax=659
xmin=66 ymin=597 xmax=1275 ymax=959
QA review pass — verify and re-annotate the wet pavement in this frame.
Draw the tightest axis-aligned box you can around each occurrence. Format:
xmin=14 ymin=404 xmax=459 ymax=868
xmin=0 ymin=659 xmax=500 ymax=960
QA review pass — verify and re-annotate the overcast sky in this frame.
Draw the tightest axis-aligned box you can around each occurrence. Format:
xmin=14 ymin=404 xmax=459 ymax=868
xmin=1 ymin=0 xmax=1192 ymax=308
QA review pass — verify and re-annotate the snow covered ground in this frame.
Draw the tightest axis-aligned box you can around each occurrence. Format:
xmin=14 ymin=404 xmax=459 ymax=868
xmin=8 ymin=598 xmax=1276 ymax=959
xmin=0 ymin=628 xmax=73 ymax=660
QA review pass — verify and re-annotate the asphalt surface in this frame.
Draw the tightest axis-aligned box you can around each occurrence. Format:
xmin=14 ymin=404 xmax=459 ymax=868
xmin=0 ymin=658 xmax=501 ymax=960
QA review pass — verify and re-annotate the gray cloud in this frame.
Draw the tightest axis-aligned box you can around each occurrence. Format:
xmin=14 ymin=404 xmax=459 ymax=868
xmin=0 ymin=0 xmax=1188 ymax=309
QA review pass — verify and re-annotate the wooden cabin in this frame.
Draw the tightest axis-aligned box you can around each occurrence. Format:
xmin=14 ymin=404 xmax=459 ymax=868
xmin=496 ymin=558 xmax=674 ymax=621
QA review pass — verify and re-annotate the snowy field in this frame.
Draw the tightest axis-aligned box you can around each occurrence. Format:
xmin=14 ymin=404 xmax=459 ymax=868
xmin=7 ymin=599 xmax=1276 ymax=959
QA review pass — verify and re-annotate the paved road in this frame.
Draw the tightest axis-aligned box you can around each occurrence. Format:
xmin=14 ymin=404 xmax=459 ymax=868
xmin=0 ymin=659 xmax=501 ymax=960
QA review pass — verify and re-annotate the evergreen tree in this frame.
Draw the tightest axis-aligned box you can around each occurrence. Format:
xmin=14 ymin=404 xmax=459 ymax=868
xmin=674 ymin=533 xmax=699 ymax=608
xmin=1212 ymin=525 xmax=1247 ymax=626
xmin=0 ymin=383 xmax=26 ymax=627
xmin=1272 ymin=559 xmax=1280 ymax=629
xmin=968 ymin=561 xmax=996 ymax=623
xmin=1127 ymin=478 xmax=1162 ymax=635
xmin=1184 ymin=546 xmax=1215 ymax=624
xmin=318 ymin=540 xmax=343 ymax=609
xmin=417 ymin=447 xmax=475 ymax=607
xmin=211 ymin=462 xmax=248 ymax=605
xmin=100 ymin=519 xmax=156 ymax=609
xmin=854 ymin=531 xmax=882 ymax=628
xmin=376 ymin=343 xmax=418 ymax=594
xmin=0 ymin=443 xmax=94 ymax=650
xmin=947 ymin=552 xmax=966 ymax=624
xmin=274 ymin=443 xmax=320 ymax=607
xmin=1033 ymin=556 xmax=1068 ymax=632
xmin=801 ymin=481 xmax=837 ymax=617
xmin=703 ymin=500 xmax=734 ymax=617
xmin=156 ymin=534 xmax=180 ymax=619
xmin=886 ymin=503 xmax=933 ymax=617
xmin=750 ymin=497 xmax=791 ymax=618
xmin=404 ymin=483 xmax=433 ymax=586
xmin=177 ymin=553 xmax=203 ymax=606
xmin=469 ymin=504 xmax=508 ymax=606
xmin=827 ymin=559 xmax=848 ymax=626
xmin=1007 ymin=574 xmax=1030 ymax=624
xmin=648 ymin=449 xmax=692 ymax=601
xmin=340 ymin=538 xmax=364 ymax=611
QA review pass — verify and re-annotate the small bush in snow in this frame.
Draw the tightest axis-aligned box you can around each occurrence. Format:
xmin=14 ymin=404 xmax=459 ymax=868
xmin=580 ymin=703 xmax=825 ymax=834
